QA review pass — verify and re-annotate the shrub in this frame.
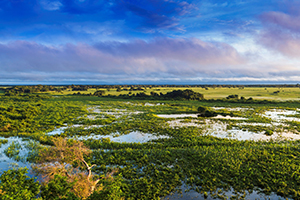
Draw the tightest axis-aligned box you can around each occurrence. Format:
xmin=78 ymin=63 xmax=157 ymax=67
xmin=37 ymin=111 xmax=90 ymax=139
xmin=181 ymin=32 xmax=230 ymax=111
xmin=264 ymin=130 xmax=274 ymax=136
xmin=0 ymin=168 xmax=40 ymax=200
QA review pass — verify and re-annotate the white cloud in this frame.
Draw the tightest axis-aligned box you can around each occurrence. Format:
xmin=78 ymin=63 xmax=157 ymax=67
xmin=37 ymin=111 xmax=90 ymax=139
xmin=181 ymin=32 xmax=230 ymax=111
xmin=40 ymin=0 xmax=62 ymax=11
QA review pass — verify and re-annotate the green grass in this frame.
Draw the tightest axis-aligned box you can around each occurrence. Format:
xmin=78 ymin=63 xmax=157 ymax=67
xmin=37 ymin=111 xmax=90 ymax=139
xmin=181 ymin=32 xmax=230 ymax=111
xmin=44 ymin=86 xmax=300 ymax=101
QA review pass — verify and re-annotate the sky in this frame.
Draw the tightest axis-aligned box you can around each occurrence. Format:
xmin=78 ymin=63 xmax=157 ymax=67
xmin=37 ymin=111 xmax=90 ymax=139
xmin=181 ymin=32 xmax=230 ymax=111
xmin=1 ymin=0 xmax=300 ymax=85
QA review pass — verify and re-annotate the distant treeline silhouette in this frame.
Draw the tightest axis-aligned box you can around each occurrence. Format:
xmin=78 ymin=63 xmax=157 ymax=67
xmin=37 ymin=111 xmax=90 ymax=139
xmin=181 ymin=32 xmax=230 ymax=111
xmin=3 ymin=84 xmax=300 ymax=96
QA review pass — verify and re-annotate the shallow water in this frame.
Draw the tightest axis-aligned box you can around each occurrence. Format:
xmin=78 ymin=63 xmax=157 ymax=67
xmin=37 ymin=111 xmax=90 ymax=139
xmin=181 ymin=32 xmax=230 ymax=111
xmin=0 ymin=137 xmax=31 ymax=172
xmin=167 ymin=119 xmax=300 ymax=141
xmin=263 ymin=109 xmax=300 ymax=122
xmin=212 ymin=115 xmax=247 ymax=120
xmin=237 ymin=122 xmax=284 ymax=127
xmin=46 ymin=124 xmax=104 ymax=135
xmin=157 ymin=114 xmax=199 ymax=118
xmin=212 ymin=107 xmax=252 ymax=112
xmin=162 ymin=184 xmax=288 ymax=200
xmin=73 ymin=131 xmax=170 ymax=143
xmin=157 ymin=113 xmax=246 ymax=120
xmin=207 ymin=123 xmax=300 ymax=141
xmin=168 ymin=120 xmax=203 ymax=128
xmin=47 ymin=127 xmax=68 ymax=135
xmin=144 ymin=103 xmax=164 ymax=106
xmin=90 ymin=106 xmax=142 ymax=117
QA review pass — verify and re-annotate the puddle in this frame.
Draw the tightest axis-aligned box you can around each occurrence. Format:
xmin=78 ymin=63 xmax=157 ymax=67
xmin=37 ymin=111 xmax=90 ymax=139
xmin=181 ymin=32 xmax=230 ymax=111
xmin=85 ymin=115 xmax=97 ymax=120
xmin=207 ymin=127 xmax=300 ymax=141
xmin=89 ymin=106 xmax=142 ymax=118
xmin=167 ymin=120 xmax=202 ymax=128
xmin=47 ymin=127 xmax=68 ymax=135
xmin=167 ymin=120 xmax=300 ymax=141
xmin=46 ymin=124 xmax=82 ymax=135
xmin=237 ymin=122 xmax=283 ymax=127
xmin=144 ymin=103 xmax=164 ymax=106
xmin=0 ymin=137 xmax=31 ymax=172
xmin=212 ymin=115 xmax=247 ymax=120
xmin=157 ymin=114 xmax=246 ymax=120
xmin=46 ymin=124 xmax=104 ymax=135
xmin=91 ymin=107 xmax=127 ymax=114
xmin=73 ymin=131 xmax=170 ymax=143
xmin=162 ymin=184 xmax=287 ymax=200
xmin=157 ymin=114 xmax=199 ymax=118
xmin=263 ymin=109 xmax=300 ymax=122
xmin=212 ymin=107 xmax=252 ymax=112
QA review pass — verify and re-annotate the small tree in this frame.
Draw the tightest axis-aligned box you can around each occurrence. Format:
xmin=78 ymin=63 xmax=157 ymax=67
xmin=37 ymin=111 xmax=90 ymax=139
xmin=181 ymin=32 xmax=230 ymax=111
xmin=34 ymin=138 xmax=118 ymax=199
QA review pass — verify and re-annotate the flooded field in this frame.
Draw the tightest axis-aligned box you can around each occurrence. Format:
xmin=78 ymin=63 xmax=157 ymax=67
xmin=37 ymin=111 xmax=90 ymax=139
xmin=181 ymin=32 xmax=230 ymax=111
xmin=2 ymin=94 xmax=300 ymax=199
xmin=158 ymin=107 xmax=300 ymax=141
xmin=45 ymin=106 xmax=300 ymax=142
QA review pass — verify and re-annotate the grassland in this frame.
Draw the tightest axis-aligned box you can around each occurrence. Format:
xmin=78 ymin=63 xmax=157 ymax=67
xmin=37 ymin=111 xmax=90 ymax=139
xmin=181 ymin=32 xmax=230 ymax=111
xmin=39 ymin=86 xmax=300 ymax=101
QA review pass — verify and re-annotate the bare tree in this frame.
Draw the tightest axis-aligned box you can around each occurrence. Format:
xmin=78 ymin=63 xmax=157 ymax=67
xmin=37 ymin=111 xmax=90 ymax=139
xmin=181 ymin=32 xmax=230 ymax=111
xmin=33 ymin=137 xmax=116 ymax=199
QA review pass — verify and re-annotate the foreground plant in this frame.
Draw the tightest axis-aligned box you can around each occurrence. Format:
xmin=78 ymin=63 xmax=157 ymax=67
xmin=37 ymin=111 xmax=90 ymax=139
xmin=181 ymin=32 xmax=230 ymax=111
xmin=33 ymin=137 xmax=121 ymax=199
xmin=0 ymin=168 xmax=40 ymax=200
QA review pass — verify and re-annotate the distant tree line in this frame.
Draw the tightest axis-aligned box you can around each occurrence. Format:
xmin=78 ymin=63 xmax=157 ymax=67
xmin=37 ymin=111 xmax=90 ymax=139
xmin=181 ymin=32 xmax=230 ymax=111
xmin=73 ymin=90 xmax=106 ymax=97
xmin=73 ymin=89 xmax=204 ymax=100
xmin=3 ymin=83 xmax=300 ymax=96
xmin=3 ymin=83 xmax=300 ymax=97
xmin=4 ymin=85 xmax=64 ymax=95
xmin=113 ymin=89 xmax=204 ymax=100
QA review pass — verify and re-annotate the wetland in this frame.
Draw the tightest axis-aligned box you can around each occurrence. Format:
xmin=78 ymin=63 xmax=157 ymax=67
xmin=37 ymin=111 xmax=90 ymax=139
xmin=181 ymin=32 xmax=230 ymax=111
xmin=1 ymin=85 xmax=300 ymax=199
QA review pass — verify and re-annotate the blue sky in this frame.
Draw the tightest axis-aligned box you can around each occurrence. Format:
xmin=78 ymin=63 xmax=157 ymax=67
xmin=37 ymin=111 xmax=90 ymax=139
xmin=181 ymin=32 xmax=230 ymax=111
xmin=1 ymin=0 xmax=300 ymax=84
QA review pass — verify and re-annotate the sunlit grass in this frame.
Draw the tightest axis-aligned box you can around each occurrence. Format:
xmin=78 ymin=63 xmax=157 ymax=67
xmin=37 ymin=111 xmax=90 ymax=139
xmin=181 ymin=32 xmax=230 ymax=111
xmin=42 ymin=86 xmax=300 ymax=101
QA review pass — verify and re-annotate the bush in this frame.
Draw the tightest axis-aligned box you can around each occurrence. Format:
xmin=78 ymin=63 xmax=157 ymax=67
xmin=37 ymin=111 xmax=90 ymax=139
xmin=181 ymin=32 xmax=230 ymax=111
xmin=197 ymin=106 xmax=217 ymax=117
xmin=94 ymin=90 xmax=105 ymax=97
xmin=264 ymin=130 xmax=274 ymax=136
xmin=197 ymin=106 xmax=207 ymax=113
xmin=226 ymin=94 xmax=239 ymax=99
xmin=198 ymin=110 xmax=218 ymax=117
xmin=41 ymin=175 xmax=79 ymax=200
xmin=0 ymin=168 xmax=40 ymax=200
xmin=87 ymin=174 xmax=125 ymax=200
xmin=164 ymin=89 xmax=204 ymax=100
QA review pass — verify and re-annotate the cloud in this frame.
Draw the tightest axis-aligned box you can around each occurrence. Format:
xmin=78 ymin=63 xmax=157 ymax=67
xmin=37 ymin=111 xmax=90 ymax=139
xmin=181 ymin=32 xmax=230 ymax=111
xmin=94 ymin=37 xmax=244 ymax=66
xmin=258 ymin=28 xmax=300 ymax=58
xmin=258 ymin=10 xmax=300 ymax=58
xmin=1 ymin=38 xmax=300 ymax=84
xmin=113 ymin=0 xmax=197 ymax=31
xmin=0 ymin=38 xmax=245 ymax=82
xmin=40 ymin=0 xmax=63 ymax=11
xmin=260 ymin=11 xmax=300 ymax=32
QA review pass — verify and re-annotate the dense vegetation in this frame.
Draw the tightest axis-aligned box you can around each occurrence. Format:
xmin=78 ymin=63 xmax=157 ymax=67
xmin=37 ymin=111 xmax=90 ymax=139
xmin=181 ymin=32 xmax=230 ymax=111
xmin=75 ymin=89 xmax=205 ymax=100
xmin=1 ymin=85 xmax=300 ymax=199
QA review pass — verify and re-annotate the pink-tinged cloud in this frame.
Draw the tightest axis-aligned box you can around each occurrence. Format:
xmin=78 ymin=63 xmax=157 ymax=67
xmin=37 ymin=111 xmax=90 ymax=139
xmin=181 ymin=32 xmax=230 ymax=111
xmin=94 ymin=38 xmax=243 ymax=66
xmin=0 ymin=38 xmax=245 ymax=79
xmin=260 ymin=11 xmax=300 ymax=32
xmin=258 ymin=11 xmax=300 ymax=57
xmin=258 ymin=28 xmax=300 ymax=57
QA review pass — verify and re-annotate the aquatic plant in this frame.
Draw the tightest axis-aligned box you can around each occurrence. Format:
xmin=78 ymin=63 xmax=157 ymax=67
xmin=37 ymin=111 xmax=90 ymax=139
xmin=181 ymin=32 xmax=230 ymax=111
xmin=4 ymin=141 xmax=22 ymax=161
